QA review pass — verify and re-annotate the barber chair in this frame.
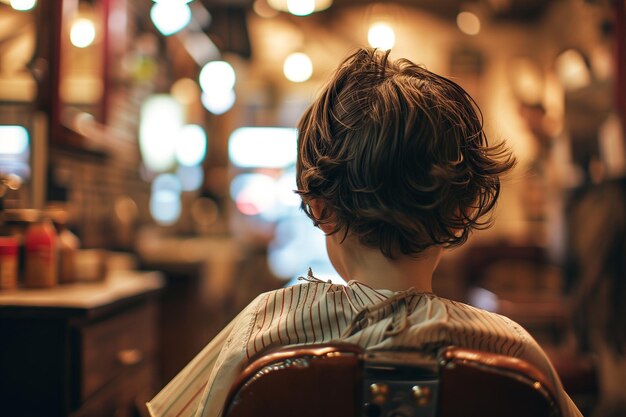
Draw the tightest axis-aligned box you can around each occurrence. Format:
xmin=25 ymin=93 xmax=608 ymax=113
xmin=223 ymin=343 xmax=561 ymax=417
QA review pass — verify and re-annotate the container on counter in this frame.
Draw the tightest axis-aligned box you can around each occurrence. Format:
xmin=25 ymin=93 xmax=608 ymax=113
xmin=0 ymin=236 xmax=19 ymax=290
xmin=58 ymin=227 xmax=79 ymax=284
xmin=2 ymin=209 xmax=40 ymax=287
xmin=23 ymin=215 xmax=58 ymax=288
xmin=48 ymin=207 xmax=80 ymax=284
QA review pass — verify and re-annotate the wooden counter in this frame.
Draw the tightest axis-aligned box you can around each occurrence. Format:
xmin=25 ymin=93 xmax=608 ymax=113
xmin=0 ymin=272 xmax=164 ymax=417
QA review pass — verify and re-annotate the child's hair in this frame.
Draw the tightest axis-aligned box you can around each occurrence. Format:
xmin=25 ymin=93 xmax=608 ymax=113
xmin=296 ymin=48 xmax=515 ymax=258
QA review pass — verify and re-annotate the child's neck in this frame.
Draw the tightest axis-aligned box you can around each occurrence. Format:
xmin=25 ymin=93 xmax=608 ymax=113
xmin=332 ymin=236 xmax=442 ymax=293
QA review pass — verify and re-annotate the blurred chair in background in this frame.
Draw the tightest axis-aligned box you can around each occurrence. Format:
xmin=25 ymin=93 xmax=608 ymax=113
xmin=462 ymin=243 xmax=567 ymax=344
xmin=461 ymin=242 xmax=597 ymax=414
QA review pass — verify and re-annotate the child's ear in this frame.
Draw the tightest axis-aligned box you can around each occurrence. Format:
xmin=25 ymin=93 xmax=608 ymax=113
xmin=308 ymin=199 xmax=334 ymax=234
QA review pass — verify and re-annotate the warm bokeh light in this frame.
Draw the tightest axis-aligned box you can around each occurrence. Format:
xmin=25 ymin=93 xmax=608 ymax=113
xmin=0 ymin=126 xmax=29 ymax=155
xmin=175 ymin=124 xmax=207 ymax=166
xmin=139 ymin=95 xmax=183 ymax=172
xmin=456 ymin=11 xmax=481 ymax=35
xmin=510 ymin=58 xmax=544 ymax=105
xmin=199 ymin=61 xmax=236 ymax=94
xmin=367 ymin=22 xmax=395 ymax=50
xmin=150 ymin=1 xmax=191 ymax=36
xmin=287 ymin=0 xmax=314 ymax=16
xmin=201 ymin=89 xmax=236 ymax=115
xmin=70 ymin=18 xmax=96 ymax=48
xmin=60 ymin=77 xmax=103 ymax=104
xmin=283 ymin=52 xmax=313 ymax=83
xmin=555 ymin=49 xmax=591 ymax=91
xmin=253 ymin=0 xmax=279 ymax=18
xmin=229 ymin=127 xmax=297 ymax=168
xmin=10 ymin=0 xmax=37 ymax=11
xmin=170 ymin=78 xmax=200 ymax=105
xmin=267 ymin=0 xmax=332 ymax=15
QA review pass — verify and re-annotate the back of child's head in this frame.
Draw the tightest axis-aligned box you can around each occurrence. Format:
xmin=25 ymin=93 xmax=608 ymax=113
xmin=296 ymin=48 xmax=515 ymax=258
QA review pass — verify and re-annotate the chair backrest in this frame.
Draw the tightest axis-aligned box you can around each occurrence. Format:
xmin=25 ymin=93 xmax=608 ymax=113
xmin=223 ymin=343 xmax=562 ymax=417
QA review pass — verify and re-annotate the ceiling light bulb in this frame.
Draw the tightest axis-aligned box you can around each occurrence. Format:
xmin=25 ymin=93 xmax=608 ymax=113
xmin=150 ymin=1 xmax=191 ymax=36
xmin=176 ymin=125 xmax=207 ymax=166
xmin=287 ymin=0 xmax=314 ymax=16
xmin=267 ymin=0 xmax=332 ymax=14
xmin=199 ymin=60 xmax=236 ymax=95
xmin=201 ymin=89 xmax=236 ymax=115
xmin=139 ymin=95 xmax=183 ymax=172
xmin=368 ymin=22 xmax=395 ymax=50
xmin=10 ymin=0 xmax=37 ymax=11
xmin=283 ymin=52 xmax=313 ymax=83
xmin=70 ymin=18 xmax=96 ymax=48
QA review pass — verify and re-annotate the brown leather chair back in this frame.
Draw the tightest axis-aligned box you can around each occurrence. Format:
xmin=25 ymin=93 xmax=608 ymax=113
xmin=438 ymin=347 xmax=560 ymax=417
xmin=223 ymin=343 xmax=561 ymax=417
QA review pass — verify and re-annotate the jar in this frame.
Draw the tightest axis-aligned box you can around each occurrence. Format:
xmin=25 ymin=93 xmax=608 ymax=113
xmin=0 ymin=236 xmax=19 ymax=290
xmin=23 ymin=216 xmax=58 ymax=288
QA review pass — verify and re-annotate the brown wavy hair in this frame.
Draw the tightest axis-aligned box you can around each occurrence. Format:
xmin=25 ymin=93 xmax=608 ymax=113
xmin=296 ymin=48 xmax=515 ymax=258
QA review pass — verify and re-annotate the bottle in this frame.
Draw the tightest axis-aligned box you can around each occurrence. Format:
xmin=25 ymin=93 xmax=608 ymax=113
xmin=23 ymin=215 xmax=58 ymax=288
xmin=48 ymin=207 xmax=80 ymax=284
xmin=3 ymin=209 xmax=40 ymax=288
xmin=0 ymin=235 xmax=18 ymax=290
xmin=58 ymin=225 xmax=79 ymax=284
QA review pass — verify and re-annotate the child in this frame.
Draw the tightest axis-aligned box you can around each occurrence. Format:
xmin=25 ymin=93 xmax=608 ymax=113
xmin=147 ymin=48 xmax=582 ymax=417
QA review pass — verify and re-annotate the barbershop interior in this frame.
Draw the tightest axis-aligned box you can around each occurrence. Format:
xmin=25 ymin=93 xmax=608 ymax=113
xmin=0 ymin=0 xmax=625 ymax=416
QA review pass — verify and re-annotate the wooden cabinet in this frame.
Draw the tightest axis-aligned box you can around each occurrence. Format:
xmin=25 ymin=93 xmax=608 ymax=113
xmin=0 ymin=272 xmax=163 ymax=417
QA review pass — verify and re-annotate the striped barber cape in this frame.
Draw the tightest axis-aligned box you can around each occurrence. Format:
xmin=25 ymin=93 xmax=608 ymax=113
xmin=147 ymin=271 xmax=581 ymax=417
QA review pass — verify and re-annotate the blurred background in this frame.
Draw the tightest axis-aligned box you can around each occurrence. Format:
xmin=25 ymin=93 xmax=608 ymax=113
xmin=0 ymin=0 xmax=625 ymax=416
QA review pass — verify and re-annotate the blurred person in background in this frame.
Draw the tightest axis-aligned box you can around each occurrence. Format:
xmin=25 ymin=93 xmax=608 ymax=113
xmin=570 ymin=178 xmax=626 ymax=417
